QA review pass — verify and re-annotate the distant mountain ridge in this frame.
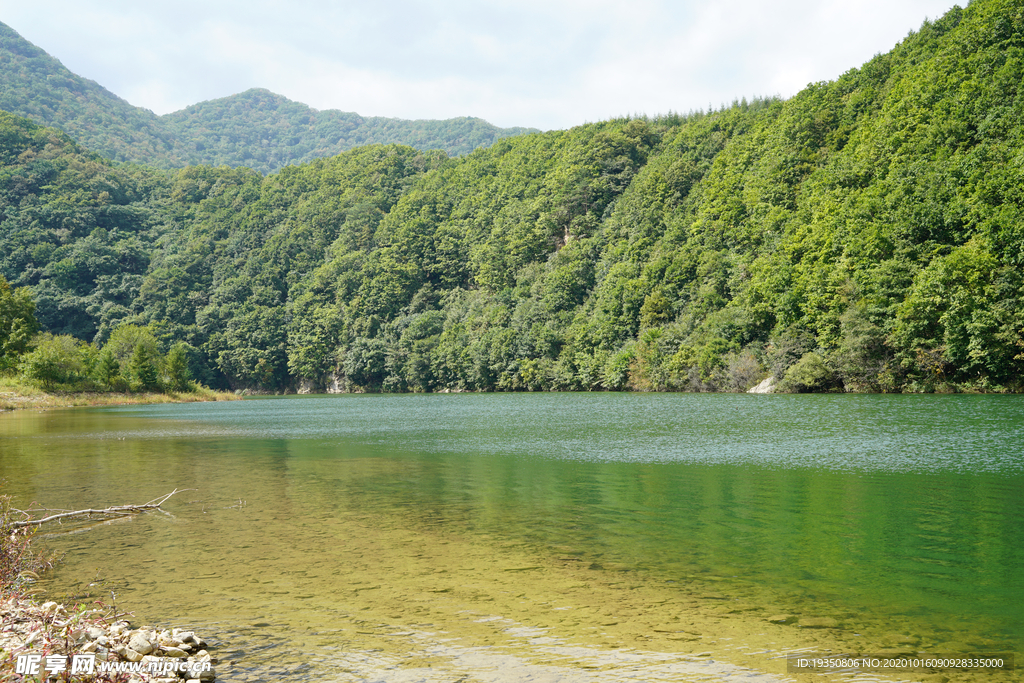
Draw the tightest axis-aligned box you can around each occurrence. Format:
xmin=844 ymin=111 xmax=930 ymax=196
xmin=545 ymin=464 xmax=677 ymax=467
xmin=0 ymin=21 xmax=537 ymax=172
xmin=159 ymin=88 xmax=538 ymax=171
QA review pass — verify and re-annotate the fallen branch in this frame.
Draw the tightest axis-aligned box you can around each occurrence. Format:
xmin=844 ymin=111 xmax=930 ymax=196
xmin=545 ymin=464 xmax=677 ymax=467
xmin=9 ymin=489 xmax=193 ymax=529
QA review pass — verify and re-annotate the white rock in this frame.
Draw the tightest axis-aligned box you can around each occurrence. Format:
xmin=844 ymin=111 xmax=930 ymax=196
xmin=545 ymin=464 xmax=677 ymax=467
xmin=128 ymin=632 xmax=155 ymax=655
xmin=117 ymin=646 xmax=145 ymax=662
xmin=158 ymin=631 xmax=180 ymax=647
xmin=748 ymin=376 xmax=776 ymax=393
xmin=177 ymin=630 xmax=206 ymax=648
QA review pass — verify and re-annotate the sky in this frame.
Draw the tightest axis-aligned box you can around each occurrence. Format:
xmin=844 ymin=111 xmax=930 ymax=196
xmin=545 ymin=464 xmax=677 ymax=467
xmin=0 ymin=0 xmax=961 ymax=131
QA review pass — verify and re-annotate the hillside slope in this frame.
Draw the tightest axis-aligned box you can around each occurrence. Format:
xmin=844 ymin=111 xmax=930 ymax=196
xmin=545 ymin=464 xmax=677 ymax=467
xmin=1 ymin=0 xmax=1021 ymax=394
xmin=159 ymin=88 xmax=537 ymax=170
xmin=0 ymin=21 xmax=184 ymax=165
xmin=0 ymin=21 xmax=536 ymax=171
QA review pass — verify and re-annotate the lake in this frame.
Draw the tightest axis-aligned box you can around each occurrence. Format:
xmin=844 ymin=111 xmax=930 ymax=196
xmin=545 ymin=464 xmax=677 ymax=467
xmin=1 ymin=393 xmax=1021 ymax=682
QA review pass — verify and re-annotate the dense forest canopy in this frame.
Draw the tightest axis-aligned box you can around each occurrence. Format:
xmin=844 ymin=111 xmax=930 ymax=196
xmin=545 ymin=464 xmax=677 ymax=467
xmin=1 ymin=0 xmax=1022 ymax=394
xmin=0 ymin=22 xmax=536 ymax=172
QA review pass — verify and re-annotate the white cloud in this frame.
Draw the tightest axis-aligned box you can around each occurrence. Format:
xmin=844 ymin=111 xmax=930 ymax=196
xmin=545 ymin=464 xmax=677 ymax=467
xmin=0 ymin=0 xmax=960 ymax=129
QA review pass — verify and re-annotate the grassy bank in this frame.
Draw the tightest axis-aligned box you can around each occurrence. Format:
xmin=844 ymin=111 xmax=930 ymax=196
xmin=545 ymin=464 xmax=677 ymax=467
xmin=0 ymin=376 xmax=239 ymax=411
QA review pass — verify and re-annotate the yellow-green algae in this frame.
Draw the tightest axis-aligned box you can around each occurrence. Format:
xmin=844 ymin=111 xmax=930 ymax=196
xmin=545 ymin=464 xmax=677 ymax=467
xmin=34 ymin=489 xmax=1010 ymax=683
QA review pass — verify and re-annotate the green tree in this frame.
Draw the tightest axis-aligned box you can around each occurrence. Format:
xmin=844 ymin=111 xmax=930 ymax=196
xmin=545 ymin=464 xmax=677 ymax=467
xmin=105 ymin=324 xmax=161 ymax=367
xmin=163 ymin=342 xmax=192 ymax=392
xmin=778 ymin=352 xmax=839 ymax=393
xmin=0 ymin=275 xmax=38 ymax=370
xmin=891 ymin=240 xmax=1022 ymax=386
xmin=129 ymin=343 xmax=160 ymax=391
xmin=832 ymin=300 xmax=892 ymax=391
xmin=20 ymin=334 xmax=89 ymax=387
xmin=93 ymin=347 xmax=122 ymax=389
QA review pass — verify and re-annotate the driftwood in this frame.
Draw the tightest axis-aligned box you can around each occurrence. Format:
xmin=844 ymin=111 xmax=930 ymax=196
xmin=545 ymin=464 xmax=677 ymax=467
xmin=9 ymin=489 xmax=192 ymax=529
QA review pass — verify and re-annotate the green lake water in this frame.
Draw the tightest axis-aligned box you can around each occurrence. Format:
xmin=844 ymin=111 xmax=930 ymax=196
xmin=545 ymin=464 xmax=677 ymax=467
xmin=1 ymin=393 xmax=1022 ymax=682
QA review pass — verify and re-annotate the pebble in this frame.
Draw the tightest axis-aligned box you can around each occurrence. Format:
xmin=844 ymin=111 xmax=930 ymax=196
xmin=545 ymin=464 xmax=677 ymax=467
xmin=1 ymin=595 xmax=217 ymax=682
xmin=118 ymin=645 xmax=146 ymax=662
xmin=129 ymin=632 xmax=156 ymax=655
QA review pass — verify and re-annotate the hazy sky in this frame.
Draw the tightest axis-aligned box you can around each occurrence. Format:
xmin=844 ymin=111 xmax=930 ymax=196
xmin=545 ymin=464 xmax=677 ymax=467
xmin=0 ymin=0 xmax=959 ymax=130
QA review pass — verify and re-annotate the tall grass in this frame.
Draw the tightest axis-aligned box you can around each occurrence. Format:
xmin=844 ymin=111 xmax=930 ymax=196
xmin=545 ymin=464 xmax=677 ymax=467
xmin=0 ymin=492 xmax=58 ymax=596
xmin=0 ymin=374 xmax=238 ymax=411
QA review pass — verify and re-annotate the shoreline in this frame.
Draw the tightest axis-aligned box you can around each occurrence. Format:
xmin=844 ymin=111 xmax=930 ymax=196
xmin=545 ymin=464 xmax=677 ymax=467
xmin=0 ymin=491 xmax=220 ymax=681
xmin=0 ymin=593 xmax=216 ymax=681
xmin=0 ymin=386 xmax=240 ymax=412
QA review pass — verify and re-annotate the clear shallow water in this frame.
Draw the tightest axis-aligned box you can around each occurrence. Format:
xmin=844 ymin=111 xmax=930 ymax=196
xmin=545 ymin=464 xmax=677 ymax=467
xmin=2 ymin=393 xmax=1022 ymax=681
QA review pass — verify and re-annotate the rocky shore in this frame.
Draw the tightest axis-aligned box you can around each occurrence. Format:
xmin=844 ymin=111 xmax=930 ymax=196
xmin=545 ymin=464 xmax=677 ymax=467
xmin=1 ymin=595 xmax=216 ymax=681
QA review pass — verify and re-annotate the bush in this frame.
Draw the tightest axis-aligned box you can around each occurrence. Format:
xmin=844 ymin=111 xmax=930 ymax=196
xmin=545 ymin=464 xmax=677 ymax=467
xmin=778 ymin=352 xmax=840 ymax=393
xmin=1 ymin=493 xmax=57 ymax=593
xmin=766 ymin=327 xmax=816 ymax=380
xmin=0 ymin=275 xmax=38 ymax=371
xmin=723 ymin=349 xmax=765 ymax=392
xmin=20 ymin=334 xmax=92 ymax=388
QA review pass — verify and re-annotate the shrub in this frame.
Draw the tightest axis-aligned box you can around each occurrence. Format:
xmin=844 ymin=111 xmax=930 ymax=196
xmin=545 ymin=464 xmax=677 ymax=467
xmin=778 ymin=352 xmax=840 ymax=393
xmin=1 ymin=493 xmax=57 ymax=594
xmin=766 ymin=327 xmax=816 ymax=380
xmin=0 ymin=275 xmax=38 ymax=371
xmin=20 ymin=334 xmax=91 ymax=388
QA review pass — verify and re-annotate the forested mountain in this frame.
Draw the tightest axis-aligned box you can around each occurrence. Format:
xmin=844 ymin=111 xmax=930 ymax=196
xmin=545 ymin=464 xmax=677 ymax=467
xmin=2 ymin=0 xmax=1022 ymax=394
xmin=158 ymin=89 xmax=537 ymax=171
xmin=0 ymin=21 xmax=536 ymax=172
xmin=0 ymin=22 xmax=179 ymax=165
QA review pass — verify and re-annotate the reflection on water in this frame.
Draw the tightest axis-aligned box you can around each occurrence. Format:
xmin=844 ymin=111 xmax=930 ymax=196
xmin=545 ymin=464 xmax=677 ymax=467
xmin=1 ymin=393 xmax=1022 ymax=682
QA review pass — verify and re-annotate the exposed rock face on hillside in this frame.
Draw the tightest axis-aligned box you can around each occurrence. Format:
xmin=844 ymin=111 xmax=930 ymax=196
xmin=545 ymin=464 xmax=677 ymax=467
xmin=748 ymin=377 xmax=776 ymax=394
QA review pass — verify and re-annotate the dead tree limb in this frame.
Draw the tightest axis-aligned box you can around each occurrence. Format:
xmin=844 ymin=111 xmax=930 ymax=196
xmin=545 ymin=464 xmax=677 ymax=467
xmin=9 ymin=489 xmax=194 ymax=529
